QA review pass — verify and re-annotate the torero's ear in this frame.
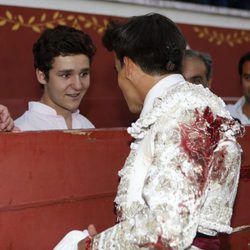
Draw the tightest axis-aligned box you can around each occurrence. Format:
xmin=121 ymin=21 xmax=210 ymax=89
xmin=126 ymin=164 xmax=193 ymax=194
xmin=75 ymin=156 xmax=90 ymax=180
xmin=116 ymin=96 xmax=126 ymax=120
xmin=36 ymin=69 xmax=47 ymax=85
xmin=123 ymin=56 xmax=136 ymax=81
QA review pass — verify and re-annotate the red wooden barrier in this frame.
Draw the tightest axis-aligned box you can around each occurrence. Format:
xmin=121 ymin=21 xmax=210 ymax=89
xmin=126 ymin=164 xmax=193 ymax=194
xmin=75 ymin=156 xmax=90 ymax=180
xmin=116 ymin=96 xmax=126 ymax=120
xmin=0 ymin=127 xmax=249 ymax=250
xmin=0 ymin=129 xmax=131 ymax=250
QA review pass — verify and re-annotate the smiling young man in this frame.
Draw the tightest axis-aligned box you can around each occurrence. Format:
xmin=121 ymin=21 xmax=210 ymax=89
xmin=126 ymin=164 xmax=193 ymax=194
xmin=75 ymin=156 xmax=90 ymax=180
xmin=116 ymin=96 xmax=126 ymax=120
xmin=15 ymin=25 xmax=95 ymax=131
xmin=76 ymin=13 xmax=243 ymax=250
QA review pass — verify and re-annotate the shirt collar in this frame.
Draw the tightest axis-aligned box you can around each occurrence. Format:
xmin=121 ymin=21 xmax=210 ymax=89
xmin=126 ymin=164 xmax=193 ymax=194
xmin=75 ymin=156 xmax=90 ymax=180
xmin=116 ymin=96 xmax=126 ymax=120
xmin=234 ymin=96 xmax=250 ymax=122
xmin=140 ymin=74 xmax=185 ymax=117
xmin=234 ymin=96 xmax=245 ymax=110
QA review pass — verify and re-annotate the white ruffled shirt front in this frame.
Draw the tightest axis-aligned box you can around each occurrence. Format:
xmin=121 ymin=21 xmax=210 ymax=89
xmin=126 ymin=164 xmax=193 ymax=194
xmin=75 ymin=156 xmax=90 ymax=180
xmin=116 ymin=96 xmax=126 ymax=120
xmin=15 ymin=102 xmax=94 ymax=131
xmin=92 ymin=74 xmax=243 ymax=250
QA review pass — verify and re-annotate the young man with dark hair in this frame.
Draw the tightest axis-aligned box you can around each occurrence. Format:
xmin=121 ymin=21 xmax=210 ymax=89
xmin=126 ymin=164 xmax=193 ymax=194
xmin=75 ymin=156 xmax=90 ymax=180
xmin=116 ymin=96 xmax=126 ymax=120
xmin=74 ymin=13 xmax=243 ymax=250
xmin=182 ymin=49 xmax=213 ymax=88
xmin=15 ymin=25 xmax=95 ymax=131
xmin=226 ymin=51 xmax=250 ymax=125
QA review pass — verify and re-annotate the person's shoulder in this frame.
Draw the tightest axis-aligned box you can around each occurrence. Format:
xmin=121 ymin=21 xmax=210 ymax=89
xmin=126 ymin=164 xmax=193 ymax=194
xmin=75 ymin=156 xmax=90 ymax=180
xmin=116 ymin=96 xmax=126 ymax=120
xmin=226 ymin=103 xmax=235 ymax=111
xmin=14 ymin=111 xmax=30 ymax=131
xmin=14 ymin=107 xmax=50 ymax=131
xmin=170 ymin=83 xmax=225 ymax=110
xmin=155 ymin=83 xmax=229 ymax=128
xmin=226 ymin=101 xmax=238 ymax=108
xmin=14 ymin=101 xmax=38 ymax=123
xmin=226 ymin=96 xmax=244 ymax=109
xmin=77 ymin=114 xmax=95 ymax=129
xmin=14 ymin=110 xmax=29 ymax=123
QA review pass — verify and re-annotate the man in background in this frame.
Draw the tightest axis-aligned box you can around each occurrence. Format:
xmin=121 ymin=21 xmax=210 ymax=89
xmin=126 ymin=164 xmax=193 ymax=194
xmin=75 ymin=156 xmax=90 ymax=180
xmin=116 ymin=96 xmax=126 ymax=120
xmin=182 ymin=49 xmax=213 ymax=88
xmin=226 ymin=52 xmax=250 ymax=125
xmin=15 ymin=25 xmax=95 ymax=131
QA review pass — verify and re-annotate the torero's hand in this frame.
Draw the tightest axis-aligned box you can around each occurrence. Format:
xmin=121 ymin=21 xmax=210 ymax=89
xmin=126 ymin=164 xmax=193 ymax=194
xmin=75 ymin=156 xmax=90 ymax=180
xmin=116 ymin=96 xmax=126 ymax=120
xmin=77 ymin=224 xmax=97 ymax=250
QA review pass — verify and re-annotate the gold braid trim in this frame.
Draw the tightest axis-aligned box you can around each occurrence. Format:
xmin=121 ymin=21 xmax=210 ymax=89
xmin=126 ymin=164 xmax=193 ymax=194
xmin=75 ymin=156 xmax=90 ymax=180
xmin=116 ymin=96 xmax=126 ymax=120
xmin=193 ymin=26 xmax=250 ymax=47
xmin=0 ymin=10 xmax=108 ymax=34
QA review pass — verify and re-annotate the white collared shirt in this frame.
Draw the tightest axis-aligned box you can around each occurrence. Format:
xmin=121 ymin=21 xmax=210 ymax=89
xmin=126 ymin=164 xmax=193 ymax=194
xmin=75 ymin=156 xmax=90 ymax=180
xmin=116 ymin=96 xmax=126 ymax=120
xmin=226 ymin=96 xmax=250 ymax=125
xmin=14 ymin=102 xmax=94 ymax=131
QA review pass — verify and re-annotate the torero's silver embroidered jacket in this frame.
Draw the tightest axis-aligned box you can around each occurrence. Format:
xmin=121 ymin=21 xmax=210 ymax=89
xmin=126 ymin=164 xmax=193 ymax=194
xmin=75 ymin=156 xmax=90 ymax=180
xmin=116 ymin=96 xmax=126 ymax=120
xmin=92 ymin=74 xmax=244 ymax=250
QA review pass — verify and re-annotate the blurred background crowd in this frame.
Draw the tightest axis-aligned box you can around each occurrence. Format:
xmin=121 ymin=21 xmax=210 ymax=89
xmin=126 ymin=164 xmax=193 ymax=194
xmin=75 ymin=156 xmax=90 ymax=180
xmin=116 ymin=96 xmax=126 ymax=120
xmin=178 ymin=0 xmax=250 ymax=9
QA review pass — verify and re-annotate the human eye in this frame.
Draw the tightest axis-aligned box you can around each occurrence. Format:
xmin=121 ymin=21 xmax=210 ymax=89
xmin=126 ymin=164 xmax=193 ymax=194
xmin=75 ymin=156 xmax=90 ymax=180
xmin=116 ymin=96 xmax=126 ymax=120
xmin=243 ymin=74 xmax=250 ymax=81
xmin=58 ymin=72 xmax=71 ymax=79
xmin=80 ymin=70 xmax=89 ymax=78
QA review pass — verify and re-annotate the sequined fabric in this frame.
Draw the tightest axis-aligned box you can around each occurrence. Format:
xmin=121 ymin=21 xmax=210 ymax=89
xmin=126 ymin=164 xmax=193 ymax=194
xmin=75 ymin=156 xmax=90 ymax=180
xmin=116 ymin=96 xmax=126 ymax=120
xmin=92 ymin=76 xmax=244 ymax=250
